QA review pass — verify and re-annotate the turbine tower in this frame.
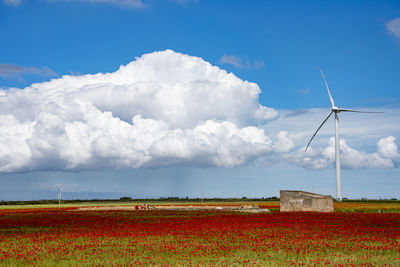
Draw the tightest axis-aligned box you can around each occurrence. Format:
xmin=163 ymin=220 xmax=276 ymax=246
xmin=306 ymin=70 xmax=380 ymax=201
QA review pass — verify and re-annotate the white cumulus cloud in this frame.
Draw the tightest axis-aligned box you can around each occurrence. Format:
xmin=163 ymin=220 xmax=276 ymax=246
xmin=377 ymin=136 xmax=399 ymax=160
xmin=284 ymin=137 xmax=396 ymax=170
xmin=273 ymin=131 xmax=295 ymax=154
xmin=0 ymin=50 xmax=277 ymax=174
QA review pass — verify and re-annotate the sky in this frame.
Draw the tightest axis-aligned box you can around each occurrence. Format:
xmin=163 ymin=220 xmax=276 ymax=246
xmin=0 ymin=0 xmax=399 ymax=201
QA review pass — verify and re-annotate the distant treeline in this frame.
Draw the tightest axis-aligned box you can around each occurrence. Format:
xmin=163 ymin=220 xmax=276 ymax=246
xmin=0 ymin=196 xmax=398 ymax=206
xmin=341 ymin=198 xmax=399 ymax=203
xmin=0 ymin=196 xmax=279 ymax=205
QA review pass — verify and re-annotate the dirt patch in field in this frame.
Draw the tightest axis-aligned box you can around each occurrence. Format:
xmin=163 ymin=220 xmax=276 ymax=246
xmin=73 ymin=204 xmax=270 ymax=213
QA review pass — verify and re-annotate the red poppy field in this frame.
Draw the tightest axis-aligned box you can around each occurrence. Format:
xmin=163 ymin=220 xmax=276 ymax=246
xmin=0 ymin=205 xmax=399 ymax=266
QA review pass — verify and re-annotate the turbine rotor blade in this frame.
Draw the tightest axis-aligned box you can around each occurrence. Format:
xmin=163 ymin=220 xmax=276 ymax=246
xmin=305 ymin=110 xmax=334 ymax=151
xmin=319 ymin=68 xmax=335 ymax=107
xmin=338 ymin=108 xmax=384 ymax=113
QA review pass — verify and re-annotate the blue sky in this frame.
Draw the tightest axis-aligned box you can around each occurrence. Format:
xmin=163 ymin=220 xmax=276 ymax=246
xmin=1 ymin=0 xmax=400 ymax=200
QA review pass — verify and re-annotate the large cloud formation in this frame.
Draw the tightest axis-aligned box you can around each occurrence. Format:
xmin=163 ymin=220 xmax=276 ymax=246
xmin=284 ymin=136 xmax=399 ymax=170
xmin=0 ymin=50 xmax=278 ymax=173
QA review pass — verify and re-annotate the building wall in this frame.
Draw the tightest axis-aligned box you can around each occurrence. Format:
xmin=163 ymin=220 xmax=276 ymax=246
xmin=280 ymin=190 xmax=334 ymax=212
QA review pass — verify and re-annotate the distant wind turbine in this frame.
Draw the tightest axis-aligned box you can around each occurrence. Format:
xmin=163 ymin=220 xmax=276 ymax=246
xmin=306 ymin=69 xmax=381 ymax=201
xmin=56 ymin=185 xmax=63 ymax=207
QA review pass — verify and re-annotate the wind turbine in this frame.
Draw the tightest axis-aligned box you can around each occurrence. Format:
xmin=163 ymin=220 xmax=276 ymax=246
xmin=306 ymin=69 xmax=380 ymax=201
xmin=56 ymin=185 xmax=63 ymax=208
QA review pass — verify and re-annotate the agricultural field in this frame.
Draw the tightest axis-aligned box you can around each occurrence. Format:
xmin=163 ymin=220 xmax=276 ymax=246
xmin=0 ymin=202 xmax=399 ymax=266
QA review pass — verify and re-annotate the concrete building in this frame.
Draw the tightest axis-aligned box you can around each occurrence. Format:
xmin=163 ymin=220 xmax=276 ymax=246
xmin=280 ymin=190 xmax=334 ymax=212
